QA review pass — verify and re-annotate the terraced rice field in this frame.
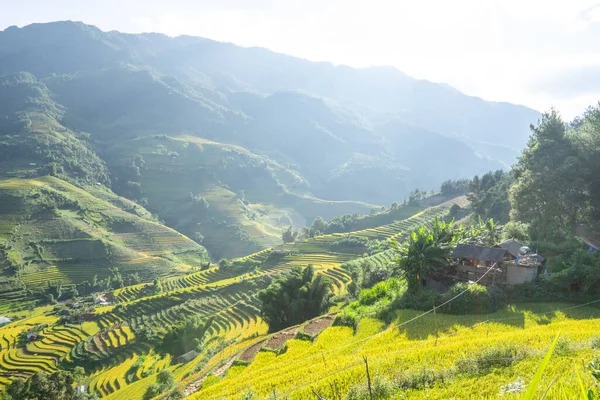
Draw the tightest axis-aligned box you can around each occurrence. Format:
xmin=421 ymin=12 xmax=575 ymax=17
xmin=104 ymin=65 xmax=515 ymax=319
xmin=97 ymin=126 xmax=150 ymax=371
xmin=192 ymin=303 xmax=600 ymax=399
xmin=0 ymin=321 xmax=90 ymax=384
xmin=0 ymin=176 xmax=208 ymax=286
xmin=112 ymin=267 xmax=238 ymax=303
xmin=0 ymin=195 xmax=465 ymax=398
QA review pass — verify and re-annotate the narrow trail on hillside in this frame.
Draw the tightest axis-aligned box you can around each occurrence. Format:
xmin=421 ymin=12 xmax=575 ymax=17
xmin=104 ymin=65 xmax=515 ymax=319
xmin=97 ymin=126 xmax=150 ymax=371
xmin=183 ymin=356 xmax=237 ymax=397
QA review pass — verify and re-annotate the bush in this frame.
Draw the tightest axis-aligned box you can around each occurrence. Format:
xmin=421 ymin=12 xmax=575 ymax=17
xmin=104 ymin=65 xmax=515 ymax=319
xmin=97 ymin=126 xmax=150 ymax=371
xmin=258 ymin=266 xmax=333 ymax=332
xmin=330 ymin=236 xmax=369 ymax=253
xmin=387 ymin=289 xmax=440 ymax=313
xmin=239 ymin=389 xmax=259 ymax=400
xmin=157 ymin=369 xmax=175 ymax=388
xmin=395 ymin=367 xmax=451 ymax=390
xmin=358 ymin=279 xmax=403 ymax=306
xmin=333 ymin=313 xmax=358 ymax=331
xmin=554 ymin=337 xmax=572 ymax=356
xmin=345 ymin=376 xmax=395 ymax=400
xmin=438 ymin=283 xmax=505 ymax=314
xmin=143 ymin=383 xmax=160 ymax=400
xmin=455 ymin=345 xmax=523 ymax=376
xmin=502 ymin=221 xmax=530 ymax=243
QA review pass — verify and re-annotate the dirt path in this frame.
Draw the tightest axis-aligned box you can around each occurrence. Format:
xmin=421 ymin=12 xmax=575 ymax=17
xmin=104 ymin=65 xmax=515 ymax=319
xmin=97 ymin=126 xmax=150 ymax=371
xmin=183 ymin=356 xmax=236 ymax=397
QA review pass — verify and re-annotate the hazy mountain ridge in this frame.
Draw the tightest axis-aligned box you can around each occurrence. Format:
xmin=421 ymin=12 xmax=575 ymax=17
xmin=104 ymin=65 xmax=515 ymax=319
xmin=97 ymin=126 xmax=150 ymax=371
xmin=0 ymin=21 xmax=540 ymax=258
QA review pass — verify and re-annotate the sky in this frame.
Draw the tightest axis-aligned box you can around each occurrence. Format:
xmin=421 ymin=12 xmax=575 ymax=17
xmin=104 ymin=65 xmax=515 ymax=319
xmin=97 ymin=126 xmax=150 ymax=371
xmin=2 ymin=0 xmax=600 ymax=118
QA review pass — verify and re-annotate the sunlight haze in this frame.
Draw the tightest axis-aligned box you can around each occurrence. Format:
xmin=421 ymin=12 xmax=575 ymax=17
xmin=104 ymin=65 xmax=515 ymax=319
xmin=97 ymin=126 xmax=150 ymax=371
xmin=2 ymin=0 xmax=600 ymax=118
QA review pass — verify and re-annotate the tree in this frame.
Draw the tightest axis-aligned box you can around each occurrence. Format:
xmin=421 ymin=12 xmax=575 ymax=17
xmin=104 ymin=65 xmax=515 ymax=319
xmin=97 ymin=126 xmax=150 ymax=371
xmin=159 ymin=316 xmax=212 ymax=356
xmin=392 ymin=217 xmax=459 ymax=292
xmin=481 ymin=218 xmax=501 ymax=246
xmin=7 ymin=371 xmax=76 ymax=400
xmin=571 ymin=104 xmax=600 ymax=221
xmin=72 ymin=366 xmax=85 ymax=382
xmin=467 ymin=170 xmax=511 ymax=223
xmin=258 ymin=265 xmax=333 ymax=332
xmin=309 ymin=216 xmax=327 ymax=237
xmin=281 ymin=226 xmax=298 ymax=243
xmin=156 ymin=369 xmax=175 ymax=388
xmin=143 ymin=364 xmax=176 ymax=400
xmin=510 ymin=110 xmax=585 ymax=237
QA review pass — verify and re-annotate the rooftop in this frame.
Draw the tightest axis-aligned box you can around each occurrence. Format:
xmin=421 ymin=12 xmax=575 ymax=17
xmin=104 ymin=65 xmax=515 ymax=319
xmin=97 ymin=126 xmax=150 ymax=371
xmin=496 ymin=239 xmax=523 ymax=258
xmin=451 ymin=244 xmax=507 ymax=262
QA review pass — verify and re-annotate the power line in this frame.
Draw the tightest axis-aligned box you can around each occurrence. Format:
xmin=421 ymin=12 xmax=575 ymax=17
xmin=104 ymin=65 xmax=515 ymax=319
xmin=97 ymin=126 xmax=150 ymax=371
xmin=203 ymin=263 xmax=498 ymax=399
xmin=277 ymin=300 xmax=600 ymax=399
xmin=203 ymin=293 xmax=600 ymax=399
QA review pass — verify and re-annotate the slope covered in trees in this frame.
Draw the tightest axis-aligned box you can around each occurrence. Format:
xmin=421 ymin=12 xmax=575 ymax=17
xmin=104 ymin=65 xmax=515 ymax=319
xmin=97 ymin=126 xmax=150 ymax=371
xmin=0 ymin=21 xmax=535 ymax=209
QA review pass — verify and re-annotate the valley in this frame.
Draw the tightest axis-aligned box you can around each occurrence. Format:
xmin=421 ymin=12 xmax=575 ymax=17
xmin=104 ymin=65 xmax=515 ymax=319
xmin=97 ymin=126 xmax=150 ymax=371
xmin=0 ymin=20 xmax=599 ymax=400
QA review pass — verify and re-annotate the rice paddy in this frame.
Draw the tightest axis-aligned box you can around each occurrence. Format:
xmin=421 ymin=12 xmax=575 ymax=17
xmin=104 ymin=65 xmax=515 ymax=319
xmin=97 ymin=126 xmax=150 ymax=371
xmin=0 ymin=194 xmax=508 ymax=399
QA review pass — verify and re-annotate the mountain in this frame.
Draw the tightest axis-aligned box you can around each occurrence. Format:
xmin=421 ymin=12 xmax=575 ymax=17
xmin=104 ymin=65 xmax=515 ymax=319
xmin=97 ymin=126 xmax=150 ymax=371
xmin=0 ymin=21 xmax=539 ymax=261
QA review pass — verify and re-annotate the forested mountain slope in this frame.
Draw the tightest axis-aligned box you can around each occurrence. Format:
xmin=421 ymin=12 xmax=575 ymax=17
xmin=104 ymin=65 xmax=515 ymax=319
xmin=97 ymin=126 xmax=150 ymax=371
xmin=0 ymin=22 xmax=536 ymax=191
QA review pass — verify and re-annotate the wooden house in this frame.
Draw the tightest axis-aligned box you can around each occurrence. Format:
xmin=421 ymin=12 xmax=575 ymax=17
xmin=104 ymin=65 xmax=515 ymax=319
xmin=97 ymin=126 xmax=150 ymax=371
xmin=448 ymin=242 xmax=542 ymax=286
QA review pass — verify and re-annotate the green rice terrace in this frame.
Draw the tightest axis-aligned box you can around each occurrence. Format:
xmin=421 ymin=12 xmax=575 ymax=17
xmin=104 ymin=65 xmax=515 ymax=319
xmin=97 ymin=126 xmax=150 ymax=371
xmin=0 ymin=179 xmax=468 ymax=399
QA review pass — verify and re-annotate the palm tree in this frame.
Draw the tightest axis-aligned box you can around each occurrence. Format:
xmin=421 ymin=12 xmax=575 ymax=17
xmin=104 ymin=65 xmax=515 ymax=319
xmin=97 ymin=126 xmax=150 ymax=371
xmin=392 ymin=217 xmax=459 ymax=292
xmin=483 ymin=218 xmax=502 ymax=246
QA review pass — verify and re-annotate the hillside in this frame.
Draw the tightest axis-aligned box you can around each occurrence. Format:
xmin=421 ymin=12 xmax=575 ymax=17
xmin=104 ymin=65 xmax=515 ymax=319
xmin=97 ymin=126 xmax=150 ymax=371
xmin=0 ymin=176 xmax=208 ymax=295
xmin=0 ymin=21 xmax=543 ymax=261
xmin=0 ymin=194 xmax=597 ymax=399
xmin=3 ymin=19 xmax=600 ymax=400
xmin=0 ymin=22 xmax=537 ymax=204
xmin=0 ymin=196 xmax=463 ymax=397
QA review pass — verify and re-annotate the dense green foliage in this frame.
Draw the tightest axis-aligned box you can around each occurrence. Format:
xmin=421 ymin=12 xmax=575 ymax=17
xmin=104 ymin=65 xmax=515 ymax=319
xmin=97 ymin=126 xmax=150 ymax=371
xmin=5 ymin=370 xmax=94 ymax=400
xmin=438 ymin=282 xmax=505 ymax=314
xmin=159 ymin=316 xmax=213 ymax=356
xmin=392 ymin=217 xmax=459 ymax=292
xmin=258 ymin=266 xmax=333 ymax=332
xmin=468 ymin=170 xmax=511 ymax=223
xmin=143 ymin=370 xmax=176 ymax=400
xmin=510 ymin=108 xmax=600 ymax=235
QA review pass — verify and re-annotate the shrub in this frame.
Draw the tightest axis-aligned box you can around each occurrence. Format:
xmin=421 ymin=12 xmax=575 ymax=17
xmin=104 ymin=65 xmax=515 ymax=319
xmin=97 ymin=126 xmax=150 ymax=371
xmin=395 ymin=367 xmax=452 ymax=390
xmin=591 ymin=336 xmax=600 ymax=349
xmin=387 ymin=289 xmax=440 ymax=314
xmin=157 ymin=369 xmax=175 ymax=388
xmin=358 ymin=280 xmax=401 ymax=306
xmin=502 ymin=221 xmax=530 ymax=243
xmin=554 ymin=337 xmax=572 ymax=356
xmin=258 ymin=266 xmax=333 ymax=332
xmin=438 ymin=283 xmax=505 ymax=314
xmin=455 ymin=345 xmax=523 ymax=376
xmin=345 ymin=376 xmax=395 ymax=400
xmin=239 ymin=389 xmax=259 ymax=400
xmin=143 ymin=383 xmax=160 ymax=400
xmin=333 ymin=313 xmax=358 ymax=331
xmin=330 ymin=236 xmax=370 ymax=253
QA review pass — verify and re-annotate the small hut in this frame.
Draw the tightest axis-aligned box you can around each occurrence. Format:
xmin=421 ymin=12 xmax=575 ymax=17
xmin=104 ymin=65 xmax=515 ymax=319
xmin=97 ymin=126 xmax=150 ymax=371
xmin=175 ymin=350 xmax=198 ymax=364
